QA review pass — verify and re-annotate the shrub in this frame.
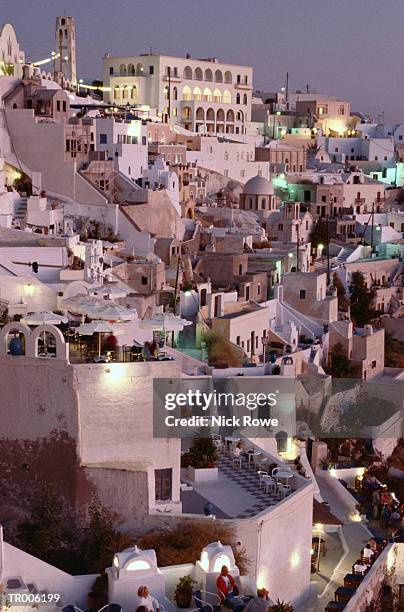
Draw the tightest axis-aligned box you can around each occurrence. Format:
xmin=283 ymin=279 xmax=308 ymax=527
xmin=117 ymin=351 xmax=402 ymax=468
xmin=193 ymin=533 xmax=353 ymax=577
xmin=138 ymin=520 xmax=250 ymax=574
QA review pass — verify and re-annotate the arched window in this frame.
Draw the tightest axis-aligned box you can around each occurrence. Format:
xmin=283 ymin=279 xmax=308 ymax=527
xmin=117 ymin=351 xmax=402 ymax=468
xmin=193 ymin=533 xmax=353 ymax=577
xmin=122 ymin=85 xmax=127 ymax=99
xmin=173 ymin=86 xmax=178 ymax=101
xmin=205 ymin=68 xmax=213 ymax=82
xmin=214 ymin=69 xmax=223 ymax=83
xmin=131 ymin=85 xmax=136 ymax=100
xmin=237 ymin=110 xmax=244 ymax=121
xmin=193 ymin=86 xmax=202 ymax=101
xmin=243 ymin=93 xmax=248 ymax=105
xmin=136 ymin=63 xmax=144 ymax=75
xmin=128 ymin=63 xmax=135 ymax=75
xmin=195 ymin=67 xmax=203 ymax=81
xmin=114 ymin=86 xmax=120 ymax=99
xmin=224 ymin=71 xmax=232 ymax=84
xmin=261 ymin=198 xmax=267 ymax=209
xmin=217 ymin=108 xmax=225 ymax=122
xmin=203 ymin=87 xmax=212 ymax=102
xmin=224 ymin=151 xmax=229 ymax=161
xmin=236 ymin=93 xmax=241 ymax=104
xmin=206 ymin=108 xmax=215 ymax=121
xmin=226 ymin=109 xmax=235 ymax=122
xmin=196 ymin=107 xmax=205 ymax=121
xmin=223 ymin=90 xmax=232 ymax=104
xmin=182 ymin=106 xmax=192 ymax=120
xmin=213 ymin=89 xmax=222 ymax=103
xmin=182 ymin=85 xmax=192 ymax=101
xmin=119 ymin=63 xmax=127 ymax=74
xmin=183 ymin=65 xmax=193 ymax=79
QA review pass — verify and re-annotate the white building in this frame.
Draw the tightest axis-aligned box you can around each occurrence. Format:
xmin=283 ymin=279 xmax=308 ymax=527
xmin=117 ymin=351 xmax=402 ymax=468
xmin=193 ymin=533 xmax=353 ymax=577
xmin=103 ymin=53 xmax=253 ymax=134
xmin=54 ymin=16 xmax=77 ymax=85
xmin=187 ymin=137 xmax=270 ymax=182
xmin=94 ymin=116 xmax=148 ymax=180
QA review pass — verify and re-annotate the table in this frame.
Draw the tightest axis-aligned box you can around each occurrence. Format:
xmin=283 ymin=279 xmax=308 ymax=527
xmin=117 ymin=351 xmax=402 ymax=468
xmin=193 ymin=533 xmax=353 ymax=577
xmin=274 ymin=470 xmax=294 ymax=481
xmin=335 ymin=586 xmax=356 ymax=602
xmin=245 ymin=450 xmax=261 ymax=466
xmin=344 ymin=573 xmax=364 ymax=588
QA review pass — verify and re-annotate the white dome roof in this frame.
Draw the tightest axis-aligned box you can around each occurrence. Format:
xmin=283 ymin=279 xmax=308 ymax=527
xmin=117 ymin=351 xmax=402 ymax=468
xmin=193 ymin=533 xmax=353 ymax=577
xmin=243 ymin=175 xmax=274 ymax=196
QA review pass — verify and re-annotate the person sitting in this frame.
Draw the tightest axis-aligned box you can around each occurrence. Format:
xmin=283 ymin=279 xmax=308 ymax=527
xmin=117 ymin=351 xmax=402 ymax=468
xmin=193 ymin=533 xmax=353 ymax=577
xmin=353 ymin=560 xmax=368 ymax=575
xmin=216 ymin=565 xmax=239 ymax=604
xmin=362 ymin=544 xmax=374 ymax=564
xmin=149 ymin=341 xmax=158 ymax=359
xmin=243 ymin=588 xmax=270 ymax=612
xmin=137 ymin=586 xmax=160 ymax=612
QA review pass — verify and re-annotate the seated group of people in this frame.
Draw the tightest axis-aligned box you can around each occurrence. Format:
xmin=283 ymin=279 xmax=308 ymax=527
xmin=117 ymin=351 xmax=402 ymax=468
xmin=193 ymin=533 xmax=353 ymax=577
xmin=133 ymin=567 xmax=271 ymax=612
xmin=353 ymin=537 xmax=387 ymax=575
xmin=217 ymin=565 xmax=270 ymax=612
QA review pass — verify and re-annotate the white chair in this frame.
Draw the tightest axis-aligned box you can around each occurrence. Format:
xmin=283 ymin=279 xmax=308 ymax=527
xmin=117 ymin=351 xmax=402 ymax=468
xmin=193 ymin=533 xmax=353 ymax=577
xmin=257 ymin=470 xmax=269 ymax=488
xmin=280 ymin=483 xmax=292 ymax=498
xmin=272 ymin=467 xmax=279 ymax=478
xmin=264 ymin=477 xmax=277 ymax=494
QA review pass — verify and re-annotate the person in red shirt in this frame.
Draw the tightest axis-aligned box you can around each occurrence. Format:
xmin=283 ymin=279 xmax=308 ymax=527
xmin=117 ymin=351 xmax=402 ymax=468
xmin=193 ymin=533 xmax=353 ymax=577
xmin=216 ymin=565 xmax=239 ymax=603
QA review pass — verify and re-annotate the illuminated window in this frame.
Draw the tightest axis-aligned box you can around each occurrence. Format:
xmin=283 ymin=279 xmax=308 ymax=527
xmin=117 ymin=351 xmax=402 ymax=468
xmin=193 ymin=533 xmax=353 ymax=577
xmin=126 ymin=559 xmax=151 ymax=571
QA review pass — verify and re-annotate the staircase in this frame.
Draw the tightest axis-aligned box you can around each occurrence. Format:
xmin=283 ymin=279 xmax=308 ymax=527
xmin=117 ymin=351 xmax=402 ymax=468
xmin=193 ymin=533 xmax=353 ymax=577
xmin=12 ymin=195 xmax=27 ymax=227
xmin=336 ymin=244 xmax=357 ymax=264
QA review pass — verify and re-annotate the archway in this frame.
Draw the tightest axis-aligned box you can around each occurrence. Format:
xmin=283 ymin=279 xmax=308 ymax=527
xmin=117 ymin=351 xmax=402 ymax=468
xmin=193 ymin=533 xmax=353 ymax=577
xmin=194 ymin=67 xmax=203 ymax=81
xmin=214 ymin=69 xmax=223 ymax=83
xmin=183 ymin=65 xmax=193 ymax=79
xmin=27 ymin=324 xmax=69 ymax=361
xmin=0 ymin=322 xmax=31 ymax=357
xmin=224 ymin=71 xmax=232 ymax=84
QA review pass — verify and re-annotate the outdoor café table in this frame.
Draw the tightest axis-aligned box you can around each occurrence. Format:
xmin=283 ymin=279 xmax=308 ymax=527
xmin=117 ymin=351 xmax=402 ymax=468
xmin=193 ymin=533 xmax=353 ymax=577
xmin=275 ymin=470 xmax=294 ymax=482
xmin=246 ymin=450 xmax=261 ymax=466
xmin=225 ymin=595 xmax=252 ymax=612
xmin=225 ymin=436 xmax=240 ymax=452
xmin=325 ymin=603 xmax=346 ymax=611
xmin=335 ymin=586 xmax=356 ymax=603
xmin=344 ymin=573 xmax=364 ymax=588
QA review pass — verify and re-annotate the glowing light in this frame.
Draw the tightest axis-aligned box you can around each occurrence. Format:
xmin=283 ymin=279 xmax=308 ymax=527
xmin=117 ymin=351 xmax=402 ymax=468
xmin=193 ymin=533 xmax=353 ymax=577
xmin=313 ymin=523 xmax=323 ymax=533
xmin=318 ymin=243 xmax=324 ymax=251
xmin=288 ymin=252 xmax=293 ymax=258
xmin=113 ymin=555 xmax=119 ymax=568
xmin=200 ymin=551 xmax=209 ymax=572
xmin=310 ymin=548 xmax=314 ymax=555
xmin=290 ymin=551 xmax=300 ymax=569
xmin=276 ymin=111 xmax=281 ymax=116
xmin=24 ymin=283 xmax=34 ymax=297
xmin=126 ymin=559 xmax=151 ymax=571
xmin=350 ymin=513 xmax=362 ymax=523
xmin=257 ymin=566 xmax=270 ymax=590
xmin=329 ymin=468 xmax=337 ymax=478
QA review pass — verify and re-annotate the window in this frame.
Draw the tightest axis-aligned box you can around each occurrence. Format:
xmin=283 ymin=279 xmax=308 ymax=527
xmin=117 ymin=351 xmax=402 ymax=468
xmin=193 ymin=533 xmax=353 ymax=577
xmin=109 ymin=66 xmax=114 ymax=75
xmin=62 ymin=101 xmax=66 ymax=112
xmin=149 ymin=65 xmax=154 ymax=74
xmin=278 ymin=223 xmax=283 ymax=231
xmin=56 ymin=100 xmax=60 ymax=111
xmin=99 ymin=133 xmax=107 ymax=144
xmin=257 ymin=284 xmax=261 ymax=295
xmin=299 ymin=290 xmax=306 ymax=299
xmin=371 ymin=360 xmax=377 ymax=369
xmin=321 ymin=195 xmax=327 ymax=202
xmin=335 ymin=147 xmax=339 ymax=153
xmin=155 ymin=468 xmax=172 ymax=501
xmin=141 ymin=276 xmax=148 ymax=285
xmin=399 ymin=135 xmax=403 ymax=141
xmin=142 ymin=136 xmax=147 ymax=145
xmin=236 ymin=336 xmax=240 ymax=345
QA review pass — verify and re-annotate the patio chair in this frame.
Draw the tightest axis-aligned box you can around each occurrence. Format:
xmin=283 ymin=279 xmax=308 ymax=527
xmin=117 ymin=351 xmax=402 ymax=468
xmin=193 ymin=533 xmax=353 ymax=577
xmin=264 ymin=477 xmax=277 ymax=494
xmin=192 ymin=590 xmax=221 ymax=612
xmin=257 ymin=470 xmax=269 ymax=488
xmin=233 ymin=456 xmax=244 ymax=469
xmin=280 ymin=483 xmax=292 ymax=498
xmin=97 ymin=605 xmax=122 ymax=612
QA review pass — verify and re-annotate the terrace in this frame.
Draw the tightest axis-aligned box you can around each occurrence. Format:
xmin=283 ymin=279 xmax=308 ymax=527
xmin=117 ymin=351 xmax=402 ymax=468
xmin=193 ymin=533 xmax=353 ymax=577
xmin=181 ymin=440 xmax=309 ymax=520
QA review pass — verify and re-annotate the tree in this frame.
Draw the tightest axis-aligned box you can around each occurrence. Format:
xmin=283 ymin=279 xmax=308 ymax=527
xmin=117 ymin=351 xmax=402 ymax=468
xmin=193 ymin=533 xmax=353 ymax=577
xmin=332 ymin=272 xmax=349 ymax=312
xmin=80 ymin=495 xmax=133 ymax=574
xmin=349 ymin=271 xmax=376 ymax=326
xmin=15 ymin=481 xmax=80 ymax=573
xmin=188 ymin=429 xmax=218 ymax=469
xmin=329 ymin=342 xmax=354 ymax=379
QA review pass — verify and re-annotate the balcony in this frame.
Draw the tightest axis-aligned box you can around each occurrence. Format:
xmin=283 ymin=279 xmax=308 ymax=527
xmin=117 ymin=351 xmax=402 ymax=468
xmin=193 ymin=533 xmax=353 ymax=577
xmin=235 ymin=81 xmax=252 ymax=90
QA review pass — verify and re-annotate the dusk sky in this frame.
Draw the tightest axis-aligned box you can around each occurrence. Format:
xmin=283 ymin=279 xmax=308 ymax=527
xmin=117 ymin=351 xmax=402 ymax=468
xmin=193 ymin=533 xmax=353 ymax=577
xmin=3 ymin=0 xmax=404 ymax=122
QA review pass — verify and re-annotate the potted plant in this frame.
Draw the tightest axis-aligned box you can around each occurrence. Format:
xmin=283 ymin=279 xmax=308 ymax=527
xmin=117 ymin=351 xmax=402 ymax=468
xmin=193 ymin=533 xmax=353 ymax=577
xmin=187 ymin=431 xmax=218 ymax=482
xmin=87 ymin=573 xmax=108 ymax=611
xmin=271 ymin=600 xmax=294 ymax=612
xmin=174 ymin=576 xmax=196 ymax=609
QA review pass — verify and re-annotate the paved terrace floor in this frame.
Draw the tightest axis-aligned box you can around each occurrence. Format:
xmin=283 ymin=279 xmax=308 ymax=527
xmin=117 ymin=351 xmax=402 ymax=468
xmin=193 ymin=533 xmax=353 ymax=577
xmin=181 ymin=455 xmax=291 ymax=519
